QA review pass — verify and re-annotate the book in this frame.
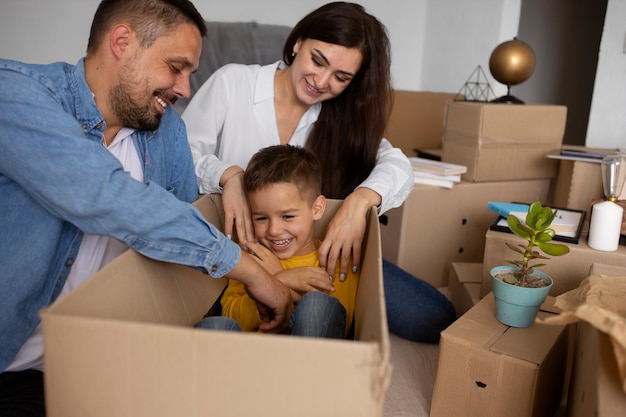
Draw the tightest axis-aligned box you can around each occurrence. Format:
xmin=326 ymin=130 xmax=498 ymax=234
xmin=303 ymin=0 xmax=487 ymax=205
xmin=545 ymin=146 xmax=617 ymax=164
xmin=413 ymin=170 xmax=461 ymax=182
xmin=487 ymin=202 xmax=531 ymax=218
xmin=413 ymin=175 xmax=455 ymax=189
xmin=408 ymin=157 xmax=467 ymax=176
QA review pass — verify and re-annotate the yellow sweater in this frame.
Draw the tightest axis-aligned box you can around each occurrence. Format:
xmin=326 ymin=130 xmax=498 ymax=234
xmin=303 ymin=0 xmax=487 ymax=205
xmin=221 ymin=247 xmax=359 ymax=337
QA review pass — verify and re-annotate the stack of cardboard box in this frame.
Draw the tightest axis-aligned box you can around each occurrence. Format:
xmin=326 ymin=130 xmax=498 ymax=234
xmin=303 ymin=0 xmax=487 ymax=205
xmin=381 ymin=99 xmax=566 ymax=289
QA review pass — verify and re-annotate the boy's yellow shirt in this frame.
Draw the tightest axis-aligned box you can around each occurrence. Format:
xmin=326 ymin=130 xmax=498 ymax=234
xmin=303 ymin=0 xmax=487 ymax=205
xmin=220 ymin=242 xmax=359 ymax=337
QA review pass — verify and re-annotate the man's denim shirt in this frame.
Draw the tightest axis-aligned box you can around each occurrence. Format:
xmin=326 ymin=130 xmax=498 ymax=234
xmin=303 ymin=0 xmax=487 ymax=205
xmin=0 ymin=58 xmax=241 ymax=371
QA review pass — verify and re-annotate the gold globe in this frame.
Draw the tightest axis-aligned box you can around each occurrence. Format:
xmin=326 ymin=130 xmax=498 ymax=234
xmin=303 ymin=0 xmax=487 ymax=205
xmin=489 ymin=38 xmax=536 ymax=86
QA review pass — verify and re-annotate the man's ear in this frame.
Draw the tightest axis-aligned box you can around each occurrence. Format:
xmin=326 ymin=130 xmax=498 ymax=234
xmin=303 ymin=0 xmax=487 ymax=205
xmin=109 ymin=24 xmax=132 ymax=59
xmin=312 ymin=195 xmax=326 ymax=221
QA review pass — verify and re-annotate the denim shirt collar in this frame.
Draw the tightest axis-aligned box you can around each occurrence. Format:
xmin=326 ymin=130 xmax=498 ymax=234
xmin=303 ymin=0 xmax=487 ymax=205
xmin=69 ymin=58 xmax=106 ymax=134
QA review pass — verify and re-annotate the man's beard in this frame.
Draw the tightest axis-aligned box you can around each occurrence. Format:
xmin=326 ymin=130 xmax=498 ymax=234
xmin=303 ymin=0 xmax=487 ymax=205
xmin=109 ymin=69 xmax=163 ymax=131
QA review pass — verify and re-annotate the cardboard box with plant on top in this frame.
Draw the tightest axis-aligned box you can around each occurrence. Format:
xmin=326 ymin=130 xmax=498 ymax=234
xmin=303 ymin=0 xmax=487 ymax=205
xmin=430 ymin=293 xmax=575 ymax=417
xmin=40 ymin=194 xmax=390 ymax=417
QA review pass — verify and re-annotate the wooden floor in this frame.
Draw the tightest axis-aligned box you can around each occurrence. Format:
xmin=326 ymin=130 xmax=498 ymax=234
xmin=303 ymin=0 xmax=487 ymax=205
xmin=383 ymin=333 xmax=439 ymax=417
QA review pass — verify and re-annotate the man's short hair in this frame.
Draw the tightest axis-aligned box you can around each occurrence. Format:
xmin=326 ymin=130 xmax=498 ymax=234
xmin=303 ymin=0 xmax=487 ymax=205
xmin=87 ymin=0 xmax=207 ymax=54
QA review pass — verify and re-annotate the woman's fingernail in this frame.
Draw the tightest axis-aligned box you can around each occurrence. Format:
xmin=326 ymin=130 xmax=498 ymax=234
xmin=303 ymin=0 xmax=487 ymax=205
xmin=352 ymin=266 xmax=358 ymax=273
xmin=340 ymin=273 xmax=346 ymax=282
xmin=227 ymin=234 xmax=232 ymax=240
xmin=243 ymin=245 xmax=248 ymax=251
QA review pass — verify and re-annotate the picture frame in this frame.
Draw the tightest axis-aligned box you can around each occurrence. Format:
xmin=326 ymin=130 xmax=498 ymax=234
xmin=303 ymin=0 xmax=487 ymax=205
xmin=489 ymin=204 xmax=586 ymax=244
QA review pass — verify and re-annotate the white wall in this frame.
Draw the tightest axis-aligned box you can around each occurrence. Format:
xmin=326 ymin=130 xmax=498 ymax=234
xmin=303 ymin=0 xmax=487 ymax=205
xmin=5 ymin=0 xmax=623 ymax=148
xmin=0 ymin=0 xmax=517 ymax=95
xmin=586 ymin=0 xmax=626 ymax=148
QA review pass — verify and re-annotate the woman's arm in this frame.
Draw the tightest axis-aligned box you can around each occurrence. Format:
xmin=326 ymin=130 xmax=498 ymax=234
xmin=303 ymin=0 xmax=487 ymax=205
xmin=182 ymin=66 xmax=256 ymax=243
xmin=319 ymin=139 xmax=414 ymax=276
xmin=357 ymin=138 xmax=414 ymax=215
xmin=182 ymin=67 xmax=235 ymax=194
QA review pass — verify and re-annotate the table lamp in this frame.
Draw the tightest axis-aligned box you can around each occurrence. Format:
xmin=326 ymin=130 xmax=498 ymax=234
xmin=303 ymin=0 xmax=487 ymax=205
xmin=601 ymin=153 xmax=626 ymax=202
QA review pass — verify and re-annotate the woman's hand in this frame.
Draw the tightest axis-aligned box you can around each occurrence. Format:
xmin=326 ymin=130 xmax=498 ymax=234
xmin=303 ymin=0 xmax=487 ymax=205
xmin=318 ymin=188 xmax=381 ymax=278
xmin=220 ymin=166 xmax=255 ymax=245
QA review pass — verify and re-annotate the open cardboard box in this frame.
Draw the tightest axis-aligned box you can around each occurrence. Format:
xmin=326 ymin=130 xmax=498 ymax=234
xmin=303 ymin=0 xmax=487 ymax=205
xmin=41 ymin=194 xmax=390 ymax=417
xmin=549 ymin=263 xmax=626 ymax=417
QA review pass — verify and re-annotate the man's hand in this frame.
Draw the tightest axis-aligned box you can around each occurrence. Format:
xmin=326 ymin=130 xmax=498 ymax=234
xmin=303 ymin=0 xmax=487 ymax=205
xmin=227 ymin=251 xmax=293 ymax=333
xmin=246 ymin=242 xmax=284 ymax=275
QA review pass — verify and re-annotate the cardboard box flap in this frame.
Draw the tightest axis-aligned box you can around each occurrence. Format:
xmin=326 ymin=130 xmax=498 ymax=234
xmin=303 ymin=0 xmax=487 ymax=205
xmin=44 ymin=250 xmax=223 ymax=326
xmin=491 ymin=310 xmax=567 ymax=365
xmin=453 ymin=262 xmax=484 ymax=284
xmin=354 ymin=204 xmax=389 ymax=354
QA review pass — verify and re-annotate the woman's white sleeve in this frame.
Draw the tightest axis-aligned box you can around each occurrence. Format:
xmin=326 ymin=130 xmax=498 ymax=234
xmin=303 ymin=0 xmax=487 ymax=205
xmin=357 ymin=138 xmax=414 ymax=215
xmin=182 ymin=71 xmax=233 ymax=194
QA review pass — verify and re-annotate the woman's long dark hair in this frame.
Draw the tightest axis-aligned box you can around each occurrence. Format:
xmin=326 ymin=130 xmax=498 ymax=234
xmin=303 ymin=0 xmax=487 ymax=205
xmin=282 ymin=2 xmax=393 ymax=199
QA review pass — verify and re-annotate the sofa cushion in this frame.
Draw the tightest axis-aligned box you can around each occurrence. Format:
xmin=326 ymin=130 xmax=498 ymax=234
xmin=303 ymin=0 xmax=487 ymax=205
xmin=175 ymin=20 xmax=292 ymax=113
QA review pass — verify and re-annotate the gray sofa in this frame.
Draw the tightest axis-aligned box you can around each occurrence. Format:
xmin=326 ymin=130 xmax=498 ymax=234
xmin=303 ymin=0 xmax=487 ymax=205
xmin=174 ymin=20 xmax=292 ymax=114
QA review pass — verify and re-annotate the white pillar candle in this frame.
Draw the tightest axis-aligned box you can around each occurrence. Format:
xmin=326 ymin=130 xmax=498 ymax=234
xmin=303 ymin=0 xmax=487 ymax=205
xmin=588 ymin=201 xmax=624 ymax=251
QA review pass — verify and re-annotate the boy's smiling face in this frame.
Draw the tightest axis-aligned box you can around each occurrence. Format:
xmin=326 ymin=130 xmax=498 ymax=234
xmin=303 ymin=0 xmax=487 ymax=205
xmin=248 ymin=182 xmax=325 ymax=259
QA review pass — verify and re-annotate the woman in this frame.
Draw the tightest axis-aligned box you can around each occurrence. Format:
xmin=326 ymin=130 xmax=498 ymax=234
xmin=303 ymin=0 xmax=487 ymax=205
xmin=182 ymin=1 xmax=455 ymax=342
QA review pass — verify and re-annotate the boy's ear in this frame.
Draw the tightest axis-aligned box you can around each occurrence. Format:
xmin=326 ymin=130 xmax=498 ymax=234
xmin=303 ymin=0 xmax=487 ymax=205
xmin=312 ymin=195 xmax=326 ymax=221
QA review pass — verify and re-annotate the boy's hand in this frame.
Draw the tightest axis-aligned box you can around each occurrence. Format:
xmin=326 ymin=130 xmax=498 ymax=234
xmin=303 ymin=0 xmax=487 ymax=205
xmin=275 ymin=267 xmax=335 ymax=297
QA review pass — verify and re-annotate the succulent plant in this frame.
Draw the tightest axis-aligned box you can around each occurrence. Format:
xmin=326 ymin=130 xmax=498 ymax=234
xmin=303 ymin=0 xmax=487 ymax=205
xmin=504 ymin=201 xmax=570 ymax=287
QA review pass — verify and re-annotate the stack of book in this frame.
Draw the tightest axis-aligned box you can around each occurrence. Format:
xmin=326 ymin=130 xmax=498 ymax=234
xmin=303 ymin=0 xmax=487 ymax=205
xmin=409 ymin=157 xmax=467 ymax=189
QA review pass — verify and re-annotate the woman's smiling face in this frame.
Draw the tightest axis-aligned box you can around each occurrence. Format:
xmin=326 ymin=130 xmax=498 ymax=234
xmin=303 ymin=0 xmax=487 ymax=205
xmin=289 ymin=38 xmax=362 ymax=106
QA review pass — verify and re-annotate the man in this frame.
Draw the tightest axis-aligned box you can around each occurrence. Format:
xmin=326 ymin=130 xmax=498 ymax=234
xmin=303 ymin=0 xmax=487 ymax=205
xmin=0 ymin=1 xmax=292 ymax=414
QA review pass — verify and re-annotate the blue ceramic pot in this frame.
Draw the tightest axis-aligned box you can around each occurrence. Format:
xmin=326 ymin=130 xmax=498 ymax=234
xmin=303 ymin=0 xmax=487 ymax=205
xmin=490 ymin=266 xmax=553 ymax=328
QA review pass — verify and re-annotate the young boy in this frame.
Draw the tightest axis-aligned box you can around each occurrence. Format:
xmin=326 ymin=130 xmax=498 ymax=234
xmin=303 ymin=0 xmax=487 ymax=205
xmin=197 ymin=145 xmax=360 ymax=338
